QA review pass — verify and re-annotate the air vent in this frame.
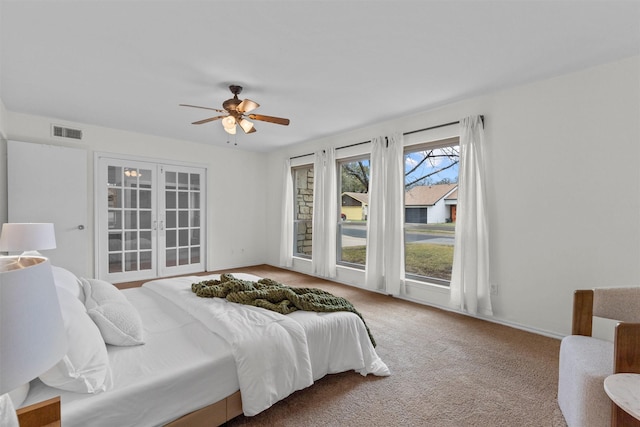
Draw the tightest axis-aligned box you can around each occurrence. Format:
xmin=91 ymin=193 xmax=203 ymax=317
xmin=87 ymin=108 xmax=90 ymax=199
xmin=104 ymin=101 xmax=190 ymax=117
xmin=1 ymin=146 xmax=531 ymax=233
xmin=51 ymin=124 xmax=83 ymax=140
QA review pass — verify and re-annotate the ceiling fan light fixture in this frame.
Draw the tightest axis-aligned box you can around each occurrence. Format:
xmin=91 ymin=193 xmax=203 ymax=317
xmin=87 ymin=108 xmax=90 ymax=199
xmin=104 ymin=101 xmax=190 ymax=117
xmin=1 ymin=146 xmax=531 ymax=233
xmin=222 ymin=116 xmax=237 ymax=134
xmin=238 ymin=99 xmax=259 ymax=113
xmin=239 ymin=118 xmax=255 ymax=133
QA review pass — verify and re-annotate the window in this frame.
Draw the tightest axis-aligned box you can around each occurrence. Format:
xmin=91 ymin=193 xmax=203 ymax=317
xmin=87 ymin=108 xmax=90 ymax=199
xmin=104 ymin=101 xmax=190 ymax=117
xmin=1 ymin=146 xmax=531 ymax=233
xmin=404 ymin=139 xmax=459 ymax=285
xmin=293 ymin=165 xmax=313 ymax=258
xmin=337 ymin=156 xmax=370 ymax=268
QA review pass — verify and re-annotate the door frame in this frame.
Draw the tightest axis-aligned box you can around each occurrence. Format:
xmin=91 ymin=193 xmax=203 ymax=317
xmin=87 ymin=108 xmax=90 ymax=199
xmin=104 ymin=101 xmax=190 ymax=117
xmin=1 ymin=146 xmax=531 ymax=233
xmin=94 ymin=152 xmax=208 ymax=282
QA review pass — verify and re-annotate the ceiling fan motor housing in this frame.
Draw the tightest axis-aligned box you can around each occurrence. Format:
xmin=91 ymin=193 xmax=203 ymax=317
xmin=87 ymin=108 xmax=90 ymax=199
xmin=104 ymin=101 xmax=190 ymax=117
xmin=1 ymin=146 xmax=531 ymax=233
xmin=223 ymin=85 xmax=243 ymax=112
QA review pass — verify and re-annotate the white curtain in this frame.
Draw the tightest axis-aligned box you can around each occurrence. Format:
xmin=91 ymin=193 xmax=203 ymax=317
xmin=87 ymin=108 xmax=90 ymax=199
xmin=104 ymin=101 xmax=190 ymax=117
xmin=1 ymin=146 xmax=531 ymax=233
xmin=279 ymin=158 xmax=294 ymax=267
xmin=365 ymin=137 xmax=385 ymax=291
xmin=311 ymin=148 xmax=337 ymax=278
xmin=449 ymin=116 xmax=492 ymax=316
xmin=365 ymin=134 xmax=405 ymax=295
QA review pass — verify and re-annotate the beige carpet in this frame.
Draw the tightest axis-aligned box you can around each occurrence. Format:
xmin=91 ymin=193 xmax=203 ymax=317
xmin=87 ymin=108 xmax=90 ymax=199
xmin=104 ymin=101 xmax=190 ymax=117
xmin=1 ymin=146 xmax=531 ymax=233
xmin=212 ymin=265 xmax=567 ymax=427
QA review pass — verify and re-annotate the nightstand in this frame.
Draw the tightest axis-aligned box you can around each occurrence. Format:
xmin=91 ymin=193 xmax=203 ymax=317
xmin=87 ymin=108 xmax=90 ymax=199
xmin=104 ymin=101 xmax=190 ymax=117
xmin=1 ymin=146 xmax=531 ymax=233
xmin=16 ymin=396 xmax=61 ymax=427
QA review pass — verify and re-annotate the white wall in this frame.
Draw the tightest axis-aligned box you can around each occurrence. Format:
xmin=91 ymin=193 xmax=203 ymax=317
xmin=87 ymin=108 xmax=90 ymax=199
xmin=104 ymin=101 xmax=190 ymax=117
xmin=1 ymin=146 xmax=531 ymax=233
xmin=265 ymin=55 xmax=640 ymax=338
xmin=4 ymin=112 xmax=268 ymax=275
xmin=0 ymin=97 xmax=8 ymax=226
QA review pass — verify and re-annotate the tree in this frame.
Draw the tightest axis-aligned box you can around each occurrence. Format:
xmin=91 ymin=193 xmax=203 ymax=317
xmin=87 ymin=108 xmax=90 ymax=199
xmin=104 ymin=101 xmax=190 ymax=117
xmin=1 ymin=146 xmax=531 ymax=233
xmin=341 ymin=161 xmax=369 ymax=193
xmin=341 ymin=146 xmax=459 ymax=192
xmin=404 ymin=146 xmax=459 ymax=189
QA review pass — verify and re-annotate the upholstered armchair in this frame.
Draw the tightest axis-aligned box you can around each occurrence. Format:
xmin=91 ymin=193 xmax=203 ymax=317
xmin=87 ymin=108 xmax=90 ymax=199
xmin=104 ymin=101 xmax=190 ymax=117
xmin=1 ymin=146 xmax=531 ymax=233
xmin=558 ymin=287 xmax=640 ymax=427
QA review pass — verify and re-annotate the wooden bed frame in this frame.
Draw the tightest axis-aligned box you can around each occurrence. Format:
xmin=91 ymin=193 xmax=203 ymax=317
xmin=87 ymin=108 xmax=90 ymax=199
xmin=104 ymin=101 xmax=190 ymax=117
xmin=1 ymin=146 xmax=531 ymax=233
xmin=17 ymin=392 xmax=243 ymax=427
xmin=165 ymin=391 xmax=242 ymax=427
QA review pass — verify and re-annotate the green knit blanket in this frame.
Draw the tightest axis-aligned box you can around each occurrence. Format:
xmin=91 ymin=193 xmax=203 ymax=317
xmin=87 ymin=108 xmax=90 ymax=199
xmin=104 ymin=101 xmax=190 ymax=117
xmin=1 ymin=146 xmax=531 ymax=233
xmin=191 ymin=273 xmax=376 ymax=347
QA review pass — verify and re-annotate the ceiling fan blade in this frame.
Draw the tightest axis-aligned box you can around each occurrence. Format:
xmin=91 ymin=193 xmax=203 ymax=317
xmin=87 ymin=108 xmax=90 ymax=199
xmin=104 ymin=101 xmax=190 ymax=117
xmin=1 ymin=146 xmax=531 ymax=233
xmin=191 ymin=115 xmax=226 ymax=125
xmin=179 ymin=104 xmax=226 ymax=113
xmin=237 ymin=98 xmax=259 ymax=114
xmin=247 ymin=114 xmax=290 ymax=126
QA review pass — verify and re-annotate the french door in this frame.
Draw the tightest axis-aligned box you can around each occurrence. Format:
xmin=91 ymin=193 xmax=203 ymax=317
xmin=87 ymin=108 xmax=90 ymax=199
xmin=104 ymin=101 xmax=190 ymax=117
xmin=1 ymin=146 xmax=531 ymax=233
xmin=97 ymin=156 xmax=206 ymax=282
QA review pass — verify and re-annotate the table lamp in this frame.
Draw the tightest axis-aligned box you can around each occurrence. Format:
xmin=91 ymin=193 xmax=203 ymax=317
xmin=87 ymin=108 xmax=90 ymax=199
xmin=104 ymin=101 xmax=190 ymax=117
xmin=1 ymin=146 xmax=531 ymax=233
xmin=0 ymin=223 xmax=57 ymax=256
xmin=0 ymin=256 xmax=68 ymax=426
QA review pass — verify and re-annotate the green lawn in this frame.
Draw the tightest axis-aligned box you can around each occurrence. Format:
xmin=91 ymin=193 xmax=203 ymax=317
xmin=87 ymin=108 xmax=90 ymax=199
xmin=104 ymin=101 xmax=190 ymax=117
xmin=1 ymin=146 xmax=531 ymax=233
xmin=340 ymin=242 xmax=453 ymax=281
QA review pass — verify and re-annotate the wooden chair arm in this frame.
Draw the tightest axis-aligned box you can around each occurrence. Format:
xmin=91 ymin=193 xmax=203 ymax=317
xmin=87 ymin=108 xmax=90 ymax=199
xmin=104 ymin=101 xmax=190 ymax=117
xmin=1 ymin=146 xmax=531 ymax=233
xmin=614 ymin=322 xmax=640 ymax=374
xmin=572 ymin=289 xmax=594 ymax=336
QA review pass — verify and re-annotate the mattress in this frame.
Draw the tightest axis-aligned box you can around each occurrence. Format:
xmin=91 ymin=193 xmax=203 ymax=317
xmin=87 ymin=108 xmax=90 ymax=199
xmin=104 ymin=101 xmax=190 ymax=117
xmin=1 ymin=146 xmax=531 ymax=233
xmin=21 ymin=273 xmax=389 ymax=426
xmin=22 ymin=286 xmax=239 ymax=427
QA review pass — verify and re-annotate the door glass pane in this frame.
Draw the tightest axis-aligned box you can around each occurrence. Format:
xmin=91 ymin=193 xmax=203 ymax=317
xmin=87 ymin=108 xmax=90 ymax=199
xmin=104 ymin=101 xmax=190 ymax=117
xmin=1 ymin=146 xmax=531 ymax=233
xmin=166 ymin=230 xmax=176 ymax=248
xmin=140 ymin=251 xmax=152 ymax=271
xmin=124 ymin=211 xmax=137 ymax=229
xmin=191 ymin=247 xmax=200 ymax=263
xmin=140 ymin=190 xmax=151 ymax=209
xmin=109 ymin=233 xmax=122 ymax=251
xmin=178 ymin=192 xmax=188 ymax=208
xmin=125 ymin=252 xmax=138 ymax=271
xmin=179 ymin=210 xmax=188 ymax=227
xmin=166 ymin=249 xmax=176 ymax=267
xmin=140 ymin=211 xmax=152 ymax=229
xmin=190 ymin=174 xmax=200 ymax=190
xmin=140 ymin=231 xmax=152 ymax=249
xmin=108 ymin=210 xmax=121 ymax=229
xmin=125 ymin=231 xmax=137 ymax=250
xmin=179 ymin=248 xmax=189 ymax=265
xmin=191 ymin=211 xmax=200 ymax=227
xmin=166 ymin=210 xmax=176 ymax=228
xmin=166 ymin=191 xmax=176 ymax=209
xmin=125 ymin=189 xmax=137 ymax=208
xmin=108 ymin=188 xmax=121 ymax=208
xmin=178 ymin=173 xmax=188 ymax=190
xmin=138 ymin=169 xmax=152 ymax=188
xmin=165 ymin=172 xmax=176 ymax=189
xmin=108 ymin=166 xmax=122 ymax=186
xmin=109 ymin=253 xmax=122 ymax=273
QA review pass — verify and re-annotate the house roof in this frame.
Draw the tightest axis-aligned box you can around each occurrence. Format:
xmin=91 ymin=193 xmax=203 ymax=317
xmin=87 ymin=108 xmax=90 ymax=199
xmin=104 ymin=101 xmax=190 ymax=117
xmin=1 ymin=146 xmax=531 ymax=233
xmin=405 ymin=184 xmax=458 ymax=207
xmin=445 ymin=189 xmax=458 ymax=201
xmin=342 ymin=192 xmax=369 ymax=206
xmin=1 ymin=2 xmax=639 ymax=152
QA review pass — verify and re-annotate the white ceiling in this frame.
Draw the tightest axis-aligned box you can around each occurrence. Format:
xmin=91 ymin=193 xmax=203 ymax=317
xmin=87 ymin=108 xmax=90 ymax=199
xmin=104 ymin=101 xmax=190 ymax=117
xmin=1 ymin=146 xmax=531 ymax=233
xmin=1 ymin=1 xmax=639 ymax=152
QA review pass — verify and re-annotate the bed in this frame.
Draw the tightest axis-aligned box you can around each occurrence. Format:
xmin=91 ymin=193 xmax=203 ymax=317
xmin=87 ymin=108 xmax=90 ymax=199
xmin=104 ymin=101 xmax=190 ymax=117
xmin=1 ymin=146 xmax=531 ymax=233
xmin=19 ymin=267 xmax=389 ymax=426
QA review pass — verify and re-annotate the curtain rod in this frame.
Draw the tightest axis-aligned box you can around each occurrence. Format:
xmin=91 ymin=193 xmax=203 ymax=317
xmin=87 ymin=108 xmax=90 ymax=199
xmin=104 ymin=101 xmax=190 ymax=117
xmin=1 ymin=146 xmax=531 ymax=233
xmin=289 ymin=115 xmax=484 ymax=160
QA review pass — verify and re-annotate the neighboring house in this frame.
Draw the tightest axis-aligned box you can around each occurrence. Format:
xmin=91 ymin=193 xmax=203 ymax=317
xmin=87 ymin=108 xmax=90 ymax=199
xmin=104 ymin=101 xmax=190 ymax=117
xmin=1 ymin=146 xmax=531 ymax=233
xmin=341 ymin=192 xmax=369 ymax=220
xmin=341 ymin=184 xmax=457 ymax=224
xmin=404 ymin=184 xmax=457 ymax=224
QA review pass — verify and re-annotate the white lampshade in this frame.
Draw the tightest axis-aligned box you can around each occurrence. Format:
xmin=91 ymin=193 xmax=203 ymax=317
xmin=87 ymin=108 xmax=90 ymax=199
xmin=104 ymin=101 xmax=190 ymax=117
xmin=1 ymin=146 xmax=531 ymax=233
xmin=239 ymin=118 xmax=255 ymax=134
xmin=0 ymin=257 xmax=68 ymax=396
xmin=0 ymin=223 xmax=57 ymax=253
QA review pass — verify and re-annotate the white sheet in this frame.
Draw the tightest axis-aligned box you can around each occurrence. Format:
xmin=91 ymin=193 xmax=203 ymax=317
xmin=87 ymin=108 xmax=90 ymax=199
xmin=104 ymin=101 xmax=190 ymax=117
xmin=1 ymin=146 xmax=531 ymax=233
xmin=22 ymin=272 xmax=390 ymax=425
xmin=22 ymin=286 xmax=239 ymax=427
xmin=143 ymin=273 xmax=390 ymax=417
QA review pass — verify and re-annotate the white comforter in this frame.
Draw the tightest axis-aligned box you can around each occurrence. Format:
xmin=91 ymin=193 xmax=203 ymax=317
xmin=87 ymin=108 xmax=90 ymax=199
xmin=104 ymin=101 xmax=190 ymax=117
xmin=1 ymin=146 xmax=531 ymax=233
xmin=143 ymin=273 xmax=389 ymax=416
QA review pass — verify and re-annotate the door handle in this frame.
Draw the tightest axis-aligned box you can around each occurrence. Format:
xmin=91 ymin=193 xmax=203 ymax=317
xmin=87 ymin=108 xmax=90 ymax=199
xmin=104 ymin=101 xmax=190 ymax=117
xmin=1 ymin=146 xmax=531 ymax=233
xmin=78 ymin=225 xmax=85 ymax=230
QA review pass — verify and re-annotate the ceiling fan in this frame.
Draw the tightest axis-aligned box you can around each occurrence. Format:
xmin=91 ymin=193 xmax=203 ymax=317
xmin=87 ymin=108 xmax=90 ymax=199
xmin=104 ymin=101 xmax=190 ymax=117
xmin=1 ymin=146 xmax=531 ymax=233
xmin=180 ymin=85 xmax=290 ymax=135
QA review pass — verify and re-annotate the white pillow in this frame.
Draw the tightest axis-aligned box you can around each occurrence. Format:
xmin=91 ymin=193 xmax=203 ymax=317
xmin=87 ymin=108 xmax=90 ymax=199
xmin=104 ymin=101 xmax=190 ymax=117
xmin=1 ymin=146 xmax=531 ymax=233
xmin=82 ymin=278 xmax=144 ymax=346
xmin=51 ymin=265 xmax=85 ymax=301
xmin=39 ymin=286 xmax=112 ymax=393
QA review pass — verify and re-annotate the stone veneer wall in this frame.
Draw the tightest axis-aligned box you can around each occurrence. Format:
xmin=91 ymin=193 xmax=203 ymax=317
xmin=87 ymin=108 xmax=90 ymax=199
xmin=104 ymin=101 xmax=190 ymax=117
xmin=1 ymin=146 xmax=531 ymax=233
xmin=295 ymin=166 xmax=313 ymax=255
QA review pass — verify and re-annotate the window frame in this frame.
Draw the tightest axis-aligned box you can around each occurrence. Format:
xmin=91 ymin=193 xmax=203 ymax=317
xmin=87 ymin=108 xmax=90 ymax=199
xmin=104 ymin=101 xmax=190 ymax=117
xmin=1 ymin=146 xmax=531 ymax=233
xmin=336 ymin=154 xmax=371 ymax=270
xmin=403 ymin=136 xmax=460 ymax=286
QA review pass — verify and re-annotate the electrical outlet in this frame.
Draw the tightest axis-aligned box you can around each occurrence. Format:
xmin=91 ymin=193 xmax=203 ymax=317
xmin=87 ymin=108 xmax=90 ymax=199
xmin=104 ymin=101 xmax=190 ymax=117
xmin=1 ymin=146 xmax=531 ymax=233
xmin=490 ymin=283 xmax=498 ymax=295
